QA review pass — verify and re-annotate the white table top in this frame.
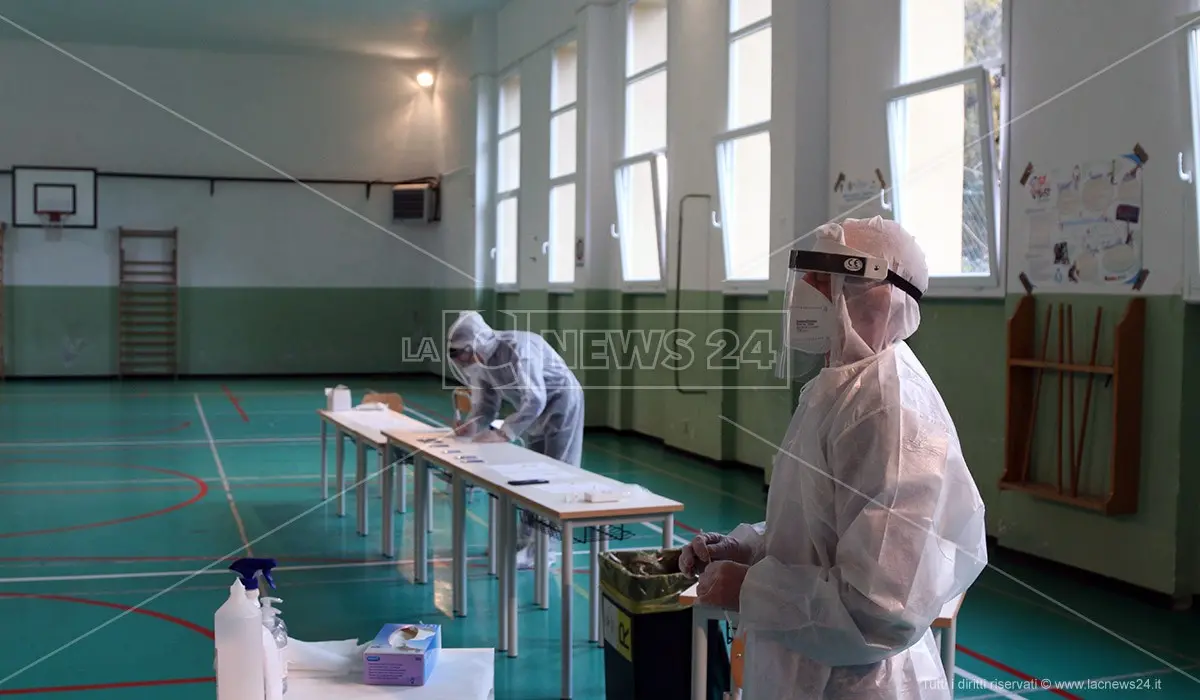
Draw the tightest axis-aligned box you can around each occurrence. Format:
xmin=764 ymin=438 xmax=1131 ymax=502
xmin=319 ymin=409 xmax=440 ymax=445
xmin=679 ymin=582 xmax=965 ymax=627
xmin=286 ymin=648 xmax=494 ymax=700
xmin=385 ymin=429 xmax=684 ymax=522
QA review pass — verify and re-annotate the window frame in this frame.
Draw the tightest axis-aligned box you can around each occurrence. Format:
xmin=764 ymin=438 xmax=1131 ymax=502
xmin=716 ymin=4 xmax=772 ymax=295
xmin=1179 ymin=13 xmax=1200 ymax=302
xmin=493 ymin=67 xmax=521 ymax=292
xmin=616 ymin=0 xmax=670 ymax=293
xmin=715 ymin=123 xmax=772 ymax=294
xmin=549 ymin=37 xmax=580 ymax=292
xmin=886 ymin=0 xmax=1009 ymax=298
xmin=614 ymin=151 xmax=668 ymax=288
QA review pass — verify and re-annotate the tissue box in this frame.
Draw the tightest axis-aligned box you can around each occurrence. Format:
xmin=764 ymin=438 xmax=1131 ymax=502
xmin=362 ymin=624 xmax=441 ymax=686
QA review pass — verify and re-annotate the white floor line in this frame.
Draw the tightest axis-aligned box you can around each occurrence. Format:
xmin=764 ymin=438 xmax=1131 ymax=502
xmin=954 ymin=669 xmax=1027 ymax=700
xmin=641 ymin=520 xmax=691 ymax=547
xmin=1009 ymin=661 xmax=1200 ymax=696
xmin=0 ymin=556 xmax=483 ymax=585
xmin=0 ymin=435 xmax=319 ymax=450
xmin=194 ymin=394 xmax=252 ymax=555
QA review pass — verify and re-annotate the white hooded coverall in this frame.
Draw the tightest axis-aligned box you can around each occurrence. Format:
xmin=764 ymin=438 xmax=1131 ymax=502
xmin=733 ymin=218 xmax=988 ymax=699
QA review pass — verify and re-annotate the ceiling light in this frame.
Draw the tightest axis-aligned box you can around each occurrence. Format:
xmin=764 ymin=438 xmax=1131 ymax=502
xmin=416 ymin=71 xmax=435 ymax=88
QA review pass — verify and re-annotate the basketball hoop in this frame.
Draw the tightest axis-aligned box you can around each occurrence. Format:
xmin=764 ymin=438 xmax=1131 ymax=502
xmin=36 ymin=210 xmax=69 ymax=234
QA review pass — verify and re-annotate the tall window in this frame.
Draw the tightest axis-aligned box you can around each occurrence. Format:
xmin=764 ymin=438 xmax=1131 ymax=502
xmin=887 ymin=0 xmax=1004 ymax=289
xmin=616 ymin=0 xmax=668 ymax=287
xmin=1185 ymin=20 xmax=1200 ymax=300
xmin=495 ymin=72 xmax=521 ymax=289
xmin=716 ymin=0 xmax=772 ymax=285
xmin=549 ymin=41 xmax=578 ymax=287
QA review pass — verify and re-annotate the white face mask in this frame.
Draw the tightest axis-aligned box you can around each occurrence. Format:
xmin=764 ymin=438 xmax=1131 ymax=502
xmin=784 ymin=279 xmax=832 ymax=354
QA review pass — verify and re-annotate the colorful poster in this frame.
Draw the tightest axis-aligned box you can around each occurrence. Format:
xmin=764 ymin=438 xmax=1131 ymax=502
xmin=1022 ymin=154 xmax=1143 ymax=287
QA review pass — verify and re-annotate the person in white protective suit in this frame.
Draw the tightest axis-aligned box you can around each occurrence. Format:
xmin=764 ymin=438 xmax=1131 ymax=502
xmin=679 ymin=217 xmax=987 ymax=699
xmin=446 ymin=311 xmax=585 ymax=568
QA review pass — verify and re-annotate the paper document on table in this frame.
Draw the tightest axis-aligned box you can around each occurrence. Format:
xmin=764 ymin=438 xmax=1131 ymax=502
xmin=490 ymin=463 xmax=569 ymax=482
xmin=533 ymin=481 xmax=614 ymax=495
xmin=343 ymin=410 xmax=415 ymax=432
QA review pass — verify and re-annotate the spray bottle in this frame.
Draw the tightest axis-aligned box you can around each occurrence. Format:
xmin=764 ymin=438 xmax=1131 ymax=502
xmin=229 ymin=558 xmax=278 ymax=606
xmin=229 ymin=558 xmax=285 ymax=699
xmin=215 ymin=578 xmax=266 ymax=700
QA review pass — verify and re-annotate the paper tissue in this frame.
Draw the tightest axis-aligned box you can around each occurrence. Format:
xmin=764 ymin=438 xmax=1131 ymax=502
xmin=324 ymin=385 xmax=351 ymax=412
xmin=362 ymin=624 xmax=441 ymax=686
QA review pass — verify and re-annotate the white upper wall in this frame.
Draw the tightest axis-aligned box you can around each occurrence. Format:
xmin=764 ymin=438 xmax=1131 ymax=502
xmin=1004 ymin=0 xmax=1195 ymax=296
xmin=0 ymin=40 xmax=453 ymax=288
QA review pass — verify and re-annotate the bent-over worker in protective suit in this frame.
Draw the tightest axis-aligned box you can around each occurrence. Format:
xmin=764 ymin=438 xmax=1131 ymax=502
xmin=679 ymin=217 xmax=987 ymax=699
xmin=446 ymin=311 xmax=585 ymax=568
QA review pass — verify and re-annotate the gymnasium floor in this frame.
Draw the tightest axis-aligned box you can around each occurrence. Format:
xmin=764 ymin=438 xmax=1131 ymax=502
xmin=0 ymin=378 xmax=1197 ymax=699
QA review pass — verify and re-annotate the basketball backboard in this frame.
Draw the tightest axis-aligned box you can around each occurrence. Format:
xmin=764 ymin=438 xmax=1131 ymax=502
xmin=11 ymin=166 xmax=97 ymax=228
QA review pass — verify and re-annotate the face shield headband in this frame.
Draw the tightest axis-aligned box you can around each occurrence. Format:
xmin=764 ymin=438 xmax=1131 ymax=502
xmin=786 ymin=246 xmax=923 ymax=303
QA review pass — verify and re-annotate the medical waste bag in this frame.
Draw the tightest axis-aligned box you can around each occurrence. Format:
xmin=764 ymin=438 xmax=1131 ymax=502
xmin=599 ymin=549 xmax=731 ymax=700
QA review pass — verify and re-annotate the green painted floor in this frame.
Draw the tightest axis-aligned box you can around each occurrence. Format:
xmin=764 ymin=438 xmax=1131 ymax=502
xmin=0 ymin=376 xmax=1197 ymax=699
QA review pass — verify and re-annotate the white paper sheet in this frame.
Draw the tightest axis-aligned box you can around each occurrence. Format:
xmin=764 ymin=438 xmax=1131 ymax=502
xmin=532 ymin=481 xmax=615 ymax=495
xmin=489 ymin=463 xmax=569 ymax=482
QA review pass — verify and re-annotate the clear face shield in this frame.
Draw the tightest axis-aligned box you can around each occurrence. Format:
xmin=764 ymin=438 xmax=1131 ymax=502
xmin=783 ymin=236 xmax=923 ymax=357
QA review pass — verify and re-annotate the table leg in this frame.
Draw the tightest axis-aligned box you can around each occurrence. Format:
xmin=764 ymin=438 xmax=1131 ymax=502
xmin=335 ymin=431 xmax=346 ymax=517
xmin=939 ymin=621 xmax=956 ymax=689
xmin=426 ymin=472 xmax=434 ymax=533
xmin=691 ymin=607 xmax=708 ymax=700
xmin=534 ymin=528 xmax=544 ymax=607
xmin=319 ymin=420 xmax=328 ymax=500
xmin=397 ymin=454 xmax=408 ymax=514
xmin=414 ymin=456 xmax=428 ymax=584
xmin=589 ymin=533 xmax=600 ymax=643
xmin=538 ymin=528 xmax=550 ymax=610
xmin=452 ymin=474 xmax=468 ymax=617
xmin=507 ymin=502 xmax=519 ymax=658
xmin=561 ymin=522 xmax=574 ymax=700
xmin=356 ymin=440 xmax=368 ymax=537
xmin=488 ymin=497 xmax=497 ymax=577
xmin=663 ymin=513 xmax=675 ymax=549
xmin=497 ymin=495 xmax=509 ymax=653
xmin=381 ymin=447 xmax=395 ymax=559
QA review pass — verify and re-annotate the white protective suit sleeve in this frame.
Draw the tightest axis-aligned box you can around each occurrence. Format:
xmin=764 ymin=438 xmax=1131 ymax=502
xmin=463 ymin=381 xmax=501 ymax=436
xmin=497 ymin=343 xmax=547 ymax=441
xmin=737 ymin=404 xmax=985 ymax=668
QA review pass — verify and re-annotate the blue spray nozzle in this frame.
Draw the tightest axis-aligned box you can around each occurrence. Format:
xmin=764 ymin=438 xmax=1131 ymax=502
xmin=229 ymin=557 xmax=278 ymax=590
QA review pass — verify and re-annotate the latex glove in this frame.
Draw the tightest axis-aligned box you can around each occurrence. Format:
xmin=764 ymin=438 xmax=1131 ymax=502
xmin=472 ymin=430 xmax=508 ymax=444
xmin=452 ymin=421 xmax=474 ymax=436
xmin=679 ymin=533 xmax=753 ymax=576
xmin=696 ymin=560 xmax=749 ymax=611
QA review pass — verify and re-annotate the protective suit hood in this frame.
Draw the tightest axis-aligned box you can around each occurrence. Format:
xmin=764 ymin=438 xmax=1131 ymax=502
xmin=447 ymin=311 xmax=500 ymax=362
xmin=785 ymin=217 xmax=928 ymax=368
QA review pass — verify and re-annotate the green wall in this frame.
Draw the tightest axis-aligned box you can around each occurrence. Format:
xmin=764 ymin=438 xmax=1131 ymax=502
xmin=5 ymin=283 xmax=1198 ymax=596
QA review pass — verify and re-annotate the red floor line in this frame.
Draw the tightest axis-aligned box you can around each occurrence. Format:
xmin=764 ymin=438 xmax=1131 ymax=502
xmin=221 ymin=385 xmax=249 ymax=422
xmin=957 ymin=645 xmax=1084 ymax=700
xmin=0 ymin=462 xmax=209 ymax=539
xmin=0 ymin=677 xmax=213 ymax=695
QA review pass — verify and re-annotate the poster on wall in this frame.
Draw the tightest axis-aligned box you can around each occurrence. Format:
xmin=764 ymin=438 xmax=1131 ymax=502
xmin=832 ymin=171 xmax=887 ymax=216
xmin=1022 ymin=153 xmax=1144 ymax=287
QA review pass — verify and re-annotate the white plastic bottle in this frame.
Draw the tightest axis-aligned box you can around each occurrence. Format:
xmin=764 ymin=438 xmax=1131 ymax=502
xmin=215 ymin=578 xmax=266 ymax=700
xmin=262 ymin=597 xmax=288 ymax=695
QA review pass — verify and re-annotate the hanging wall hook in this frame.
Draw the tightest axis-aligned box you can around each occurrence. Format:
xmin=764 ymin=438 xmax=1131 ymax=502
xmin=879 ymin=188 xmax=892 ymax=211
xmin=1179 ymin=152 xmax=1193 ymax=183
xmin=711 ymin=211 xmax=722 ymax=228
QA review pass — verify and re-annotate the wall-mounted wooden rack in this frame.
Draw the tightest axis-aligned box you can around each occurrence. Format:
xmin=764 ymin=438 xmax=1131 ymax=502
xmin=1000 ymin=295 xmax=1144 ymax=515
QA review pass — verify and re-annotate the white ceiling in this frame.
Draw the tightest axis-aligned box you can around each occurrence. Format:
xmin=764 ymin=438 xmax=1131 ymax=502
xmin=0 ymin=0 xmax=506 ymax=59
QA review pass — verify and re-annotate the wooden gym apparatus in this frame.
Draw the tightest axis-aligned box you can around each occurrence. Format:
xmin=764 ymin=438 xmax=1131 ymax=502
xmin=1000 ymin=295 xmax=1145 ymax=515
